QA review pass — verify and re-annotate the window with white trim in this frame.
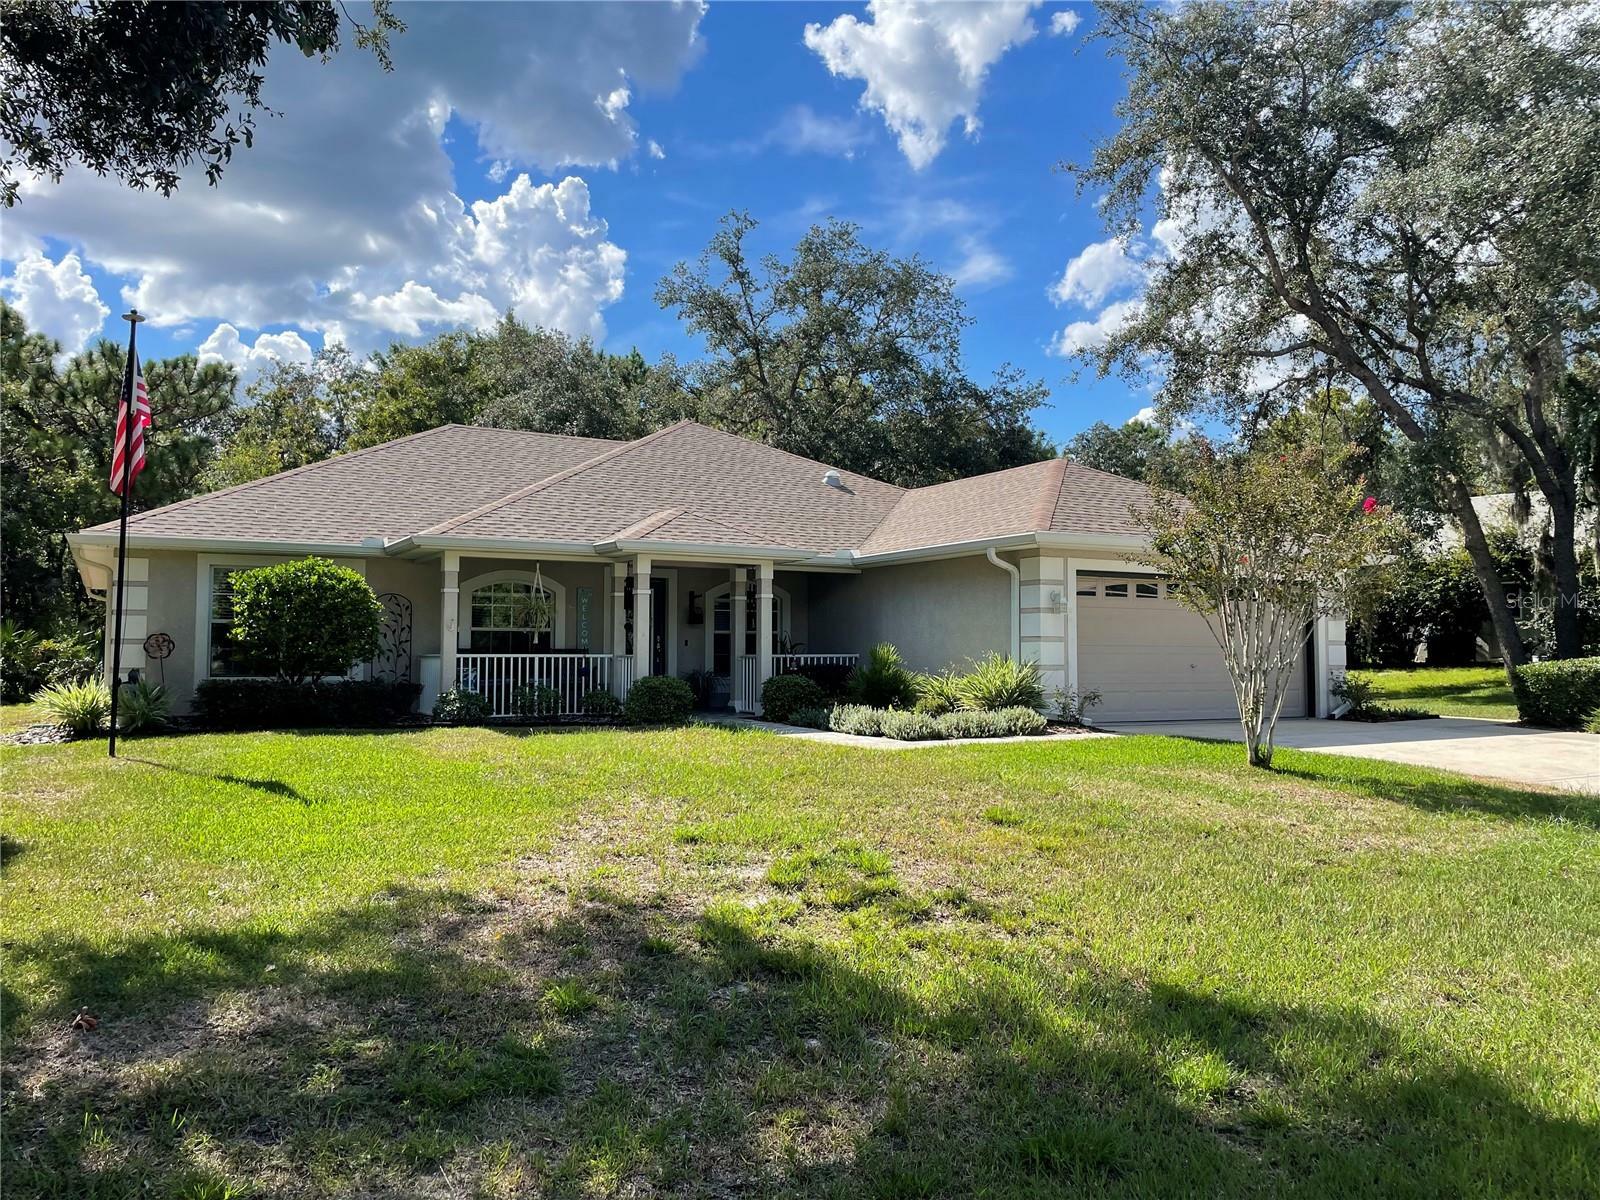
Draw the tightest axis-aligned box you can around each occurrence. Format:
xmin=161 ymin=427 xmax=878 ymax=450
xmin=208 ymin=566 xmax=271 ymax=677
xmin=469 ymin=580 xmax=554 ymax=654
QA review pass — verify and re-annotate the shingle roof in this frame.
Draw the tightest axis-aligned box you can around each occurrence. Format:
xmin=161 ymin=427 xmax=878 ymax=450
xmin=89 ymin=424 xmax=619 ymax=544
xmin=85 ymin=419 xmax=1157 ymax=556
xmin=428 ymin=421 xmax=906 ymax=553
xmin=857 ymin=458 xmax=1150 ymax=555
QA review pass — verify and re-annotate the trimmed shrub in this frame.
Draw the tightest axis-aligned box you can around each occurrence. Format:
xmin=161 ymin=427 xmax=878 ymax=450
xmin=432 ymin=686 xmax=491 ymax=725
xmin=195 ymin=678 xmax=422 ymax=729
xmin=784 ymin=661 xmax=853 ymax=698
xmin=624 ymin=675 xmax=694 ymax=725
xmin=935 ymin=709 xmax=1008 ymax=739
xmin=1510 ymin=657 xmax=1600 ymax=729
xmin=877 ymin=709 xmax=942 ymax=740
xmin=913 ymin=670 xmax=962 ymax=716
xmin=993 ymin=706 xmax=1048 ymax=736
xmin=954 ymin=654 xmax=1044 ymax=712
xmin=846 ymin=643 xmax=916 ymax=709
xmin=35 ymin=677 xmax=111 ymax=736
xmin=510 ymin=683 xmax=561 ymax=720
xmin=789 ymin=706 xmax=832 ymax=730
xmin=829 ymin=704 xmax=885 ymax=737
xmin=229 ymin=557 xmax=382 ymax=684
xmin=761 ymin=674 xmax=826 ymax=725
xmin=116 ymin=679 xmax=171 ymax=733
xmin=580 ymin=688 xmax=624 ymax=719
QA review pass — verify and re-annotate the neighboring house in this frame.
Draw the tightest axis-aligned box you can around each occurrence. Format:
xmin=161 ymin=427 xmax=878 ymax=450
xmin=67 ymin=420 xmax=1346 ymax=721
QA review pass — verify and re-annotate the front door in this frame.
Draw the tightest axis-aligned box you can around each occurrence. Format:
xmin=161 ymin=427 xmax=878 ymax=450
xmin=651 ymin=578 xmax=668 ymax=676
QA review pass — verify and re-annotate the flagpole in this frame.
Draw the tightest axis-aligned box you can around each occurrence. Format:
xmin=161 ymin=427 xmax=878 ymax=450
xmin=107 ymin=308 xmax=145 ymax=758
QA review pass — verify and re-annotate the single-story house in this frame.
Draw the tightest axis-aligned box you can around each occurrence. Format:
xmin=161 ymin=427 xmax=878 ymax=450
xmin=67 ymin=420 xmax=1346 ymax=720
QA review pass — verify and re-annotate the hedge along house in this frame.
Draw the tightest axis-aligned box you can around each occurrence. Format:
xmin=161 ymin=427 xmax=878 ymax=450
xmin=67 ymin=420 xmax=1347 ymax=721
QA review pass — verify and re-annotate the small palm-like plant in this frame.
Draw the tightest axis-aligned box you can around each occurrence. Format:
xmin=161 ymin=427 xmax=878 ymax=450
xmin=913 ymin=670 xmax=963 ymax=715
xmin=35 ymin=677 xmax=112 ymax=737
xmin=954 ymin=654 xmax=1044 ymax=712
xmin=846 ymin=642 xmax=916 ymax=709
xmin=117 ymin=679 xmax=172 ymax=733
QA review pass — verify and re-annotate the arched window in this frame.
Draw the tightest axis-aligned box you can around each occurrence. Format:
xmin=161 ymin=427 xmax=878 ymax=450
xmin=462 ymin=573 xmax=564 ymax=653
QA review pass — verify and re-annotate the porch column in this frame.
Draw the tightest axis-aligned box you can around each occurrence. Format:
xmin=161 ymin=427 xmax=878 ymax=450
xmin=755 ymin=560 xmax=774 ymax=712
xmin=440 ymin=551 xmax=460 ymax=693
xmin=730 ymin=565 xmax=749 ymax=712
xmin=610 ymin=561 xmax=629 ymax=697
xmin=633 ymin=553 xmax=653 ymax=680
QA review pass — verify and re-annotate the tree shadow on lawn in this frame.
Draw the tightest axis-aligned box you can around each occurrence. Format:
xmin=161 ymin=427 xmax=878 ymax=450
xmin=121 ymin=757 xmax=316 ymax=805
xmin=1154 ymin=736 xmax=1600 ymax=829
xmin=5 ymin=881 xmax=1593 ymax=1198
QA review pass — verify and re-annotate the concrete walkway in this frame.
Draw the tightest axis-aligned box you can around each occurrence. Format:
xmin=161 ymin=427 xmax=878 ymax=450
xmin=1104 ymin=717 xmax=1600 ymax=794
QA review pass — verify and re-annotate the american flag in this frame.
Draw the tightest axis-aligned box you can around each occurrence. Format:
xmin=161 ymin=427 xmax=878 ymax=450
xmin=108 ymin=354 xmax=151 ymax=496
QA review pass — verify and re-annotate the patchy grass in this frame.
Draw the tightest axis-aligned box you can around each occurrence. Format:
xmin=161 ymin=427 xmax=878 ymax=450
xmin=1363 ymin=666 xmax=1519 ymax=720
xmin=1 ymin=700 xmax=50 ymax=735
xmin=3 ymin=724 xmax=1597 ymax=1198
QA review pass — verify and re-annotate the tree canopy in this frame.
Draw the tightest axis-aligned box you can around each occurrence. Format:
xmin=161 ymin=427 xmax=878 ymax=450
xmin=656 ymin=212 xmax=1053 ymax=487
xmin=1075 ymin=0 xmax=1600 ymax=665
xmin=0 ymin=1 xmax=402 ymax=205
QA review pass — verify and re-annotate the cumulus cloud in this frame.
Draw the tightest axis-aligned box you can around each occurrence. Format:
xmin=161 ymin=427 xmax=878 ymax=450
xmin=1128 ymin=405 xmax=1157 ymax=425
xmin=198 ymin=323 xmax=315 ymax=388
xmin=1048 ymin=236 xmax=1144 ymax=307
xmin=804 ymin=0 xmax=1041 ymax=169
xmin=950 ymin=238 xmax=1013 ymax=289
xmin=1050 ymin=298 xmax=1142 ymax=356
xmin=1049 ymin=10 xmax=1082 ymax=37
xmin=0 ymin=4 xmax=705 ymax=352
xmin=0 ymin=251 xmax=108 ymax=353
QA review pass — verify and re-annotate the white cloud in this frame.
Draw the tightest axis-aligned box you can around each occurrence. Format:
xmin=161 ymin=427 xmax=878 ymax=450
xmin=0 ymin=251 xmax=108 ymax=353
xmin=197 ymin=322 xmax=315 ymax=388
xmin=0 ymin=4 xmax=705 ymax=352
xmin=1049 ymin=236 xmax=1143 ymax=307
xmin=804 ymin=0 xmax=1041 ymax=169
xmin=768 ymin=105 xmax=871 ymax=157
xmin=950 ymin=238 xmax=1013 ymax=289
xmin=1050 ymin=298 xmax=1142 ymax=356
xmin=1128 ymin=405 xmax=1157 ymax=425
xmin=647 ymin=139 xmax=666 ymax=160
xmin=1049 ymin=10 xmax=1082 ymax=37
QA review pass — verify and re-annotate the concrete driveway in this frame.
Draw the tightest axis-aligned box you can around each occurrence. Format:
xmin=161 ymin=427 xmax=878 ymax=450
xmin=1104 ymin=717 xmax=1599 ymax=794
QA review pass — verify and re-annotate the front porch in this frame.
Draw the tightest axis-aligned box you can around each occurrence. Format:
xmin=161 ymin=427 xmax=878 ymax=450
xmin=422 ymin=551 xmax=857 ymax=717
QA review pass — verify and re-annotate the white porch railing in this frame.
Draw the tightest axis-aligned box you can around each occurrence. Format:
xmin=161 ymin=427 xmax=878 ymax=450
xmin=456 ymin=653 xmax=615 ymax=717
xmin=734 ymin=653 xmax=859 ymax=714
xmin=774 ymin=653 xmax=858 ymax=674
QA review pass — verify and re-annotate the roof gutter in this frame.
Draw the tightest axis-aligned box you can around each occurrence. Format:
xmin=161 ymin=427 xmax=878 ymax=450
xmin=985 ymin=548 xmax=1022 ymax=662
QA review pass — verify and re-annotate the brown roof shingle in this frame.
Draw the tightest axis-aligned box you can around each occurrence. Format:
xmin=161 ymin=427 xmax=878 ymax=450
xmin=89 ymin=424 xmax=619 ymax=545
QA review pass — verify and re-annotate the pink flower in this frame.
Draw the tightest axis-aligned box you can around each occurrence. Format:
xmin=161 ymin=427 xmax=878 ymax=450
xmin=1362 ymin=496 xmax=1378 ymax=514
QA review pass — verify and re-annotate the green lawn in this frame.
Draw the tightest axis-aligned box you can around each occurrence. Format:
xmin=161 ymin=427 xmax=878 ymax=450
xmin=1361 ymin=665 xmax=1520 ymax=720
xmin=3 ymin=724 xmax=1596 ymax=1198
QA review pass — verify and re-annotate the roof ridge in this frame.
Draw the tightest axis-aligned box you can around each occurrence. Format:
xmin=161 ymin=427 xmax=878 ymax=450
xmin=89 ymin=422 xmax=461 ymax=535
xmin=1033 ymin=457 xmax=1070 ymax=530
xmin=671 ymin=505 xmax=778 ymax=543
xmin=1060 ymin=458 xmax=1150 ymax=489
xmin=448 ymin=423 xmax=621 ymax=447
xmin=679 ymin=420 xmax=906 ymax=493
xmin=419 ymin=419 xmax=695 ymax=537
xmin=610 ymin=507 xmax=684 ymax=540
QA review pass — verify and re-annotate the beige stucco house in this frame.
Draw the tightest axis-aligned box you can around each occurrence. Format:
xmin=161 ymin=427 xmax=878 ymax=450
xmin=68 ymin=420 xmax=1346 ymax=721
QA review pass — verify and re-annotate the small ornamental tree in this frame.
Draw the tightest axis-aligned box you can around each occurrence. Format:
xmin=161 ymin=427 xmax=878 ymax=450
xmin=1135 ymin=443 xmax=1405 ymax=767
xmin=230 ymin=558 xmax=382 ymax=685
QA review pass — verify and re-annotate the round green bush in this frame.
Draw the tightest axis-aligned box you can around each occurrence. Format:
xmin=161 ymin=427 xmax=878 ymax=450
xmin=433 ymin=687 xmax=491 ymax=725
xmin=511 ymin=683 xmax=560 ymax=720
xmin=229 ymin=557 xmax=382 ymax=684
xmin=828 ymin=703 xmax=885 ymax=737
xmin=580 ymin=687 xmax=624 ymax=719
xmin=761 ymin=673 xmax=826 ymax=724
xmin=878 ymin=709 xmax=941 ymax=740
xmin=624 ymin=675 xmax=695 ymax=725
xmin=1510 ymin=656 xmax=1600 ymax=729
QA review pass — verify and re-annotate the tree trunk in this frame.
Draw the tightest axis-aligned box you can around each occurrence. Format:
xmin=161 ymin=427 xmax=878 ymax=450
xmin=1547 ymin=490 xmax=1585 ymax=658
xmin=1443 ymin=478 xmax=1527 ymax=673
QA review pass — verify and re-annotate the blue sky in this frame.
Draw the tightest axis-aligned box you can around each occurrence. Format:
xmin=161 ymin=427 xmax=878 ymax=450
xmin=1 ymin=2 xmax=1155 ymax=445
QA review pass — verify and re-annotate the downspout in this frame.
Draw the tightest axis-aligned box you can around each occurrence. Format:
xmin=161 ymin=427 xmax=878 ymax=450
xmin=986 ymin=548 xmax=1021 ymax=661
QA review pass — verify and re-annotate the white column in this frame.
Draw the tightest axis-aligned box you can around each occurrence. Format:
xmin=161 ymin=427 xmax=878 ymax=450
xmin=440 ymin=551 xmax=460 ymax=693
xmin=756 ymin=561 xmax=775 ymax=711
xmin=1065 ymin=560 xmax=1080 ymax=695
xmin=731 ymin=565 xmax=749 ymax=711
xmin=633 ymin=553 xmax=653 ymax=680
xmin=610 ymin=561 xmax=629 ymax=697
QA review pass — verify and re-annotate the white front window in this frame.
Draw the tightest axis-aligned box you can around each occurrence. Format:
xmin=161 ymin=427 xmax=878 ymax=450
xmin=469 ymin=580 xmax=554 ymax=654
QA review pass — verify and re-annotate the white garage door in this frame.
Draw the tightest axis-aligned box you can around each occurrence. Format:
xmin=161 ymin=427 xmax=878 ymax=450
xmin=1076 ymin=577 xmax=1307 ymax=721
